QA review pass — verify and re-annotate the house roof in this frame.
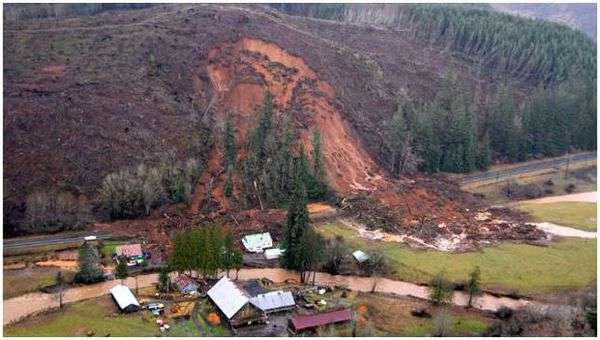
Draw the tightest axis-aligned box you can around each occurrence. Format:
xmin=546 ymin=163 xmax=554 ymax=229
xmin=115 ymin=244 xmax=143 ymax=257
xmin=109 ymin=285 xmax=140 ymax=310
xmin=207 ymin=276 xmax=249 ymax=319
xmin=241 ymin=232 xmax=273 ymax=252
xmin=174 ymin=275 xmax=197 ymax=289
xmin=291 ymin=309 xmax=353 ymax=331
xmin=352 ymin=250 xmax=370 ymax=263
xmin=249 ymin=290 xmax=295 ymax=311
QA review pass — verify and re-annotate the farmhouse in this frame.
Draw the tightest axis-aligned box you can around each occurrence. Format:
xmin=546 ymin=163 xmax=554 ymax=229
xmin=109 ymin=285 xmax=140 ymax=313
xmin=241 ymin=232 xmax=273 ymax=253
xmin=289 ymin=309 xmax=353 ymax=333
xmin=249 ymin=290 xmax=295 ymax=313
xmin=207 ymin=276 xmax=267 ymax=327
xmin=114 ymin=244 xmax=144 ymax=266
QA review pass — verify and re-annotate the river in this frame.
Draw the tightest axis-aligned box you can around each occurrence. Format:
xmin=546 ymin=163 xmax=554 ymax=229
xmin=4 ymin=268 xmax=530 ymax=326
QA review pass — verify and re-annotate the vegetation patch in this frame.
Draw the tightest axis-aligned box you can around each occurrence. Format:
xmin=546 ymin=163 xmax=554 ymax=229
xmin=319 ymin=221 xmax=597 ymax=296
xmin=516 ymin=202 xmax=597 ymax=231
xmin=4 ymin=296 xmax=157 ymax=337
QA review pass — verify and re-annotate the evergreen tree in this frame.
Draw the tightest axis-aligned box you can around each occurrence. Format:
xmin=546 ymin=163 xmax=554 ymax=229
xmin=158 ymin=266 xmax=171 ymax=293
xmin=428 ymin=272 xmax=454 ymax=305
xmin=223 ymin=113 xmax=237 ymax=170
xmin=115 ymin=255 xmax=129 ymax=284
xmin=466 ymin=266 xmax=482 ymax=307
xmin=75 ymin=242 xmax=103 ymax=283
xmin=281 ymin=156 xmax=311 ymax=281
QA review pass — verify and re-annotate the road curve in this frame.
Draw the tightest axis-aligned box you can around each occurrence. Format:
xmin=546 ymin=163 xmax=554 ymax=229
xmin=460 ymin=152 xmax=596 ymax=186
xmin=4 ymin=268 xmax=530 ymax=326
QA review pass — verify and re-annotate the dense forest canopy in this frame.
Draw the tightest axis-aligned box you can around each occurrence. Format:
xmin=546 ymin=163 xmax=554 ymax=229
xmin=270 ymin=3 xmax=596 ymax=85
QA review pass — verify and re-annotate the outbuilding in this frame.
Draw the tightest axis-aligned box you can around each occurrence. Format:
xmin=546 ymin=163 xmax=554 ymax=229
xmin=289 ymin=308 xmax=353 ymax=333
xmin=110 ymin=285 xmax=140 ymax=313
xmin=241 ymin=233 xmax=273 ymax=253
xmin=352 ymin=250 xmax=370 ymax=263
xmin=207 ymin=276 xmax=266 ymax=327
xmin=249 ymin=290 xmax=295 ymax=313
xmin=174 ymin=275 xmax=199 ymax=294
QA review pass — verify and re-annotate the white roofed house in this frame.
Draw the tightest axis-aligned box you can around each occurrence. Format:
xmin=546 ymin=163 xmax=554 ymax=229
xmin=241 ymin=232 xmax=273 ymax=253
xmin=109 ymin=285 xmax=140 ymax=313
xmin=206 ymin=277 xmax=266 ymax=327
xmin=249 ymin=290 xmax=296 ymax=314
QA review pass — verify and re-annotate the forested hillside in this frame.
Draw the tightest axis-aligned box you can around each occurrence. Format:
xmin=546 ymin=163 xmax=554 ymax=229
xmin=271 ymin=3 xmax=597 ymax=171
xmin=3 ymin=4 xmax=596 ymax=235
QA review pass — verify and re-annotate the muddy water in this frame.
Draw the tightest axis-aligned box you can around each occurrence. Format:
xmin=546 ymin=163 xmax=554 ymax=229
xmin=5 ymin=268 xmax=530 ymax=326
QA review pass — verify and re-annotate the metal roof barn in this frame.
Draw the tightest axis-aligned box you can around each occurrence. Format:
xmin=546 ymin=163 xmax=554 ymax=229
xmin=207 ymin=276 xmax=250 ymax=319
xmin=290 ymin=308 xmax=353 ymax=331
xmin=109 ymin=285 xmax=140 ymax=313
xmin=241 ymin=232 xmax=273 ymax=253
xmin=352 ymin=250 xmax=370 ymax=263
xmin=249 ymin=290 xmax=295 ymax=313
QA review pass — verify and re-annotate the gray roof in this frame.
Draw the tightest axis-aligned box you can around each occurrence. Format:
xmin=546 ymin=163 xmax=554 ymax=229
xmin=249 ymin=290 xmax=295 ymax=312
xmin=109 ymin=285 xmax=140 ymax=310
xmin=242 ymin=232 xmax=273 ymax=252
xmin=352 ymin=250 xmax=370 ymax=263
xmin=207 ymin=276 xmax=249 ymax=319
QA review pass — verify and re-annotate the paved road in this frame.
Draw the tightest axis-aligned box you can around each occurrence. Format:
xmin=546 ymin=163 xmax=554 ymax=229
xmin=460 ymin=152 xmax=596 ymax=186
xmin=4 ymin=232 xmax=113 ymax=251
xmin=4 ymin=268 xmax=531 ymax=326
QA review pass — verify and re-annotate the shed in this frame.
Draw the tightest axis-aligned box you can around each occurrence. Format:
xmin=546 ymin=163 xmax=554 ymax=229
xmin=207 ymin=276 xmax=266 ymax=327
xmin=352 ymin=250 xmax=370 ymax=263
xmin=110 ymin=285 xmax=140 ymax=313
xmin=241 ymin=233 xmax=273 ymax=253
xmin=174 ymin=275 xmax=199 ymax=294
xmin=264 ymin=248 xmax=285 ymax=260
xmin=290 ymin=308 xmax=353 ymax=332
xmin=249 ymin=290 xmax=295 ymax=313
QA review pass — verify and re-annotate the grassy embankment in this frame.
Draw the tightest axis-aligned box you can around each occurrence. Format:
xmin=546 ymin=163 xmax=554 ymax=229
xmin=319 ymin=222 xmax=596 ymax=297
xmin=515 ymin=202 xmax=597 ymax=231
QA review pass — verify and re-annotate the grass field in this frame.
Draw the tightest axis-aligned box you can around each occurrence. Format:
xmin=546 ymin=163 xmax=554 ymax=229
xmin=3 ymin=266 xmax=76 ymax=300
xmin=342 ymin=293 xmax=491 ymax=336
xmin=319 ymin=222 xmax=596 ymax=296
xmin=516 ymin=202 xmax=597 ymax=230
xmin=4 ymin=296 xmax=158 ymax=337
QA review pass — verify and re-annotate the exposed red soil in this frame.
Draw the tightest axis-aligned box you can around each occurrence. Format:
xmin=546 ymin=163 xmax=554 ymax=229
xmin=208 ymin=38 xmax=386 ymax=193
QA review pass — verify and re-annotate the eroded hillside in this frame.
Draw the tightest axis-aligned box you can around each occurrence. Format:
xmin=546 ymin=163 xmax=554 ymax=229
xmin=3 ymin=4 xmax=590 ymax=241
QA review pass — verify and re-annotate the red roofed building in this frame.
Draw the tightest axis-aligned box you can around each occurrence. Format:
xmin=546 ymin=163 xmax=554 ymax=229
xmin=289 ymin=309 xmax=353 ymax=332
xmin=114 ymin=244 xmax=143 ymax=258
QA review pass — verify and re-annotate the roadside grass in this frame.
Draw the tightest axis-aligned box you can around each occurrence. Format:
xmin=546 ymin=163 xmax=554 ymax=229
xmin=319 ymin=222 xmax=597 ymax=296
xmin=515 ymin=202 xmax=597 ymax=231
xmin=465 ymin=165 xmax=596 ymax=205
xmin=100 ymin=240 xmax=124 ymax=259
xmin=4 ymin=296 xmax=158 ymax=337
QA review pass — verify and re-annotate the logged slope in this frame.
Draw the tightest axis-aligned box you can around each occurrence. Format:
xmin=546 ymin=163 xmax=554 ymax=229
xmin=3 ymin=3 xmax=591 ymax=236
